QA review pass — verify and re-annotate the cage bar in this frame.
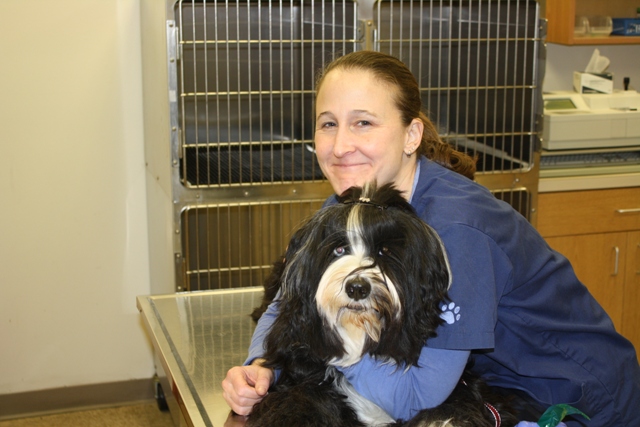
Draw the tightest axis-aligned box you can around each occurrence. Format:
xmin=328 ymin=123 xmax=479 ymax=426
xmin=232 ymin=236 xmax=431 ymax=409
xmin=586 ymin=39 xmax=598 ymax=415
xmin=167 ymin=0 xmax=542 ymax=291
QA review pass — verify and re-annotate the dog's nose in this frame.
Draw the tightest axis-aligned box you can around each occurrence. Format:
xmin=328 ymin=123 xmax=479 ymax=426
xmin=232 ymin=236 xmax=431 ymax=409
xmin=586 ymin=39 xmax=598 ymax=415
xmin=345 ymin=278 xmax=371 ymax=301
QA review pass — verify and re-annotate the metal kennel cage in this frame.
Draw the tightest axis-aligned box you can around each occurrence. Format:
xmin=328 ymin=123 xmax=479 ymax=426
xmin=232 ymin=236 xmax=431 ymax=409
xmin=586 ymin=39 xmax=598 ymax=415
xmin=141 ymin=0 xmax=545 ymax=295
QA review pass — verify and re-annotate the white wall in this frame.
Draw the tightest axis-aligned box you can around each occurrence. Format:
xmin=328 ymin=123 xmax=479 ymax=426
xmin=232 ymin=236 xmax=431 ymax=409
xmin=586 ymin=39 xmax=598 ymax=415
xmin=0 ymin=0 xmax=154 ymax=394
xmin=544 ymin=44 xmax=640 ymax=92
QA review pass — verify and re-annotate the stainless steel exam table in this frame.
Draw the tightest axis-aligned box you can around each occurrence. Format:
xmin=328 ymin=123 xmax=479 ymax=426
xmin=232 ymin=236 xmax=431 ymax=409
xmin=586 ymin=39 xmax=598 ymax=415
xmin=137 ymin=287 xmax=263 ymax=427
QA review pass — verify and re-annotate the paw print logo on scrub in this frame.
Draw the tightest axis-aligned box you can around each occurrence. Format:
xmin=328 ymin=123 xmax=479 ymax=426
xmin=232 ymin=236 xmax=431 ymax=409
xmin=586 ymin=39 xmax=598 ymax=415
xmin=440 ymin=302 xmax=461 ymax=324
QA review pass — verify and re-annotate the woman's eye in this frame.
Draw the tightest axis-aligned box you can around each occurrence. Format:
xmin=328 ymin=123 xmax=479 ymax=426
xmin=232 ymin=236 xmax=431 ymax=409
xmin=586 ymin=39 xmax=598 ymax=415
xmin=333 ymin=246 xmax=346 ymax=257
xmin=357 ymin=120 xmax=371 ymax=126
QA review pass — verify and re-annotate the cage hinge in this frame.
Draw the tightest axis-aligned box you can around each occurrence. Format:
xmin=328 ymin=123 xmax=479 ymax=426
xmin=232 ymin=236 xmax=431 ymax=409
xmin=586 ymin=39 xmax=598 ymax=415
xmin=174 ymin=26 xmax=181 ymax=61
xmin=175 ymin=252 xmax=186 ymax=292
xmin=357 ymin=19 xmax=377 ymax=51
xmin=167 ymin=20 xmax=179 ymax=63
xmin=177 ymin=127 xmax=183 ymax=160
xmin=539 ymin=18 xmax=548 ymax=41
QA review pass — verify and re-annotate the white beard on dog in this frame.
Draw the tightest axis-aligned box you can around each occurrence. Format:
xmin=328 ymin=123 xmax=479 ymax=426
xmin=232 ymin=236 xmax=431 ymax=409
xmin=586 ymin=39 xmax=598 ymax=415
xmin=316 ymin=202 xmax=403 ymax=368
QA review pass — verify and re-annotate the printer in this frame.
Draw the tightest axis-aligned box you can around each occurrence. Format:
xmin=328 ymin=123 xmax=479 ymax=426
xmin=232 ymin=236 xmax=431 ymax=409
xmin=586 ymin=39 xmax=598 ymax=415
xmin=542 ymin=91 xmax=640 ymax=150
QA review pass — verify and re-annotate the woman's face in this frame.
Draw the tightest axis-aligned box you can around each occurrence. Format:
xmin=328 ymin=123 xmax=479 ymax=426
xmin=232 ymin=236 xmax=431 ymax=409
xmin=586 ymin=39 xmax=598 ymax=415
xmin=314 ymin=68 xmax=423 ymax=197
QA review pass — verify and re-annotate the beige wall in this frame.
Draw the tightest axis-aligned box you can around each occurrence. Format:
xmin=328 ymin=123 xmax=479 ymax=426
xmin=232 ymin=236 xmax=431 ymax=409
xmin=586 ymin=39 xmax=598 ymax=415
xmin=0 ymin=0 xmax=154 ymax=394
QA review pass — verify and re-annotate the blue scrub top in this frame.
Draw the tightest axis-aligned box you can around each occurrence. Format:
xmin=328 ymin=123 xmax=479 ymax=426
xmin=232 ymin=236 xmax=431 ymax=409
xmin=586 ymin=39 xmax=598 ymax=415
xmin=409 ymin=157 xmax=640 ymax=426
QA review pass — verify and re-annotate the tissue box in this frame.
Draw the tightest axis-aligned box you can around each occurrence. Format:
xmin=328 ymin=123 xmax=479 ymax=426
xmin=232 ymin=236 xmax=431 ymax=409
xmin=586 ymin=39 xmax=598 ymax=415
xmin=611 ymin=18 xmax=640 ymax=36
xmin=573 ymin=71 xmax=613 ymax=94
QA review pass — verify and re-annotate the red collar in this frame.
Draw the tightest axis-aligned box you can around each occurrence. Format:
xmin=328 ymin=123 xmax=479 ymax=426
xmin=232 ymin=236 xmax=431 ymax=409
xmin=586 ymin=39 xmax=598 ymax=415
xmin=460 ymin=379 xmax=501 ymax=427
xmin=483 ymin=401 xmax=501 ymax=427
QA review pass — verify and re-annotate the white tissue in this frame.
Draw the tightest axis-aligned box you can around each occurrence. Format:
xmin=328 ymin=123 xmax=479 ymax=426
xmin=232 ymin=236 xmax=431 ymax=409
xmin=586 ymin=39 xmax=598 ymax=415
xmin=585 ymin=48 xmax=610 ymax=73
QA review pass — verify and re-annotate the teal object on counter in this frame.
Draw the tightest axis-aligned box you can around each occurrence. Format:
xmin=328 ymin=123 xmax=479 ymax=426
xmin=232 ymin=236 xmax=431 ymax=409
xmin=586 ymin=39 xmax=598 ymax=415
xmin=537 ymin=404 xmax=590 ymax=427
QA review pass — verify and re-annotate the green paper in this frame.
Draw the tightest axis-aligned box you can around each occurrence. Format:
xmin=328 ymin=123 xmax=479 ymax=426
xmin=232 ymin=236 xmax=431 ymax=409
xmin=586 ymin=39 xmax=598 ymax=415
xmin=537 ymin=404 xmax=590 ymax=427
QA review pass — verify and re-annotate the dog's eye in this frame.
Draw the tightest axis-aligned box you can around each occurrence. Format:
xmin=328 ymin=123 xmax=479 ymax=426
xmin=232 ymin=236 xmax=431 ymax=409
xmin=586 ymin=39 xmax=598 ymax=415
xmin=378 ymin=246 xmax=390 ymax=256
xmin=333 ymin=246 xmax=346 ymax=257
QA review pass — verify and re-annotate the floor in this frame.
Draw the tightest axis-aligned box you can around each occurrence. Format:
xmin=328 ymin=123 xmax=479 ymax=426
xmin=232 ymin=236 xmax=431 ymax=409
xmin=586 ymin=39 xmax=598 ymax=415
xmin=0 ymin=402 xmax=174 ymax=427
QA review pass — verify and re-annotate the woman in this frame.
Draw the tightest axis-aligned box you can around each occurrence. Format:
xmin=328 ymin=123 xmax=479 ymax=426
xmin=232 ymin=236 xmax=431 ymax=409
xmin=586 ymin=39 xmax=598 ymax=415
xmin=222 ymin=51 xmax=640 ymax=426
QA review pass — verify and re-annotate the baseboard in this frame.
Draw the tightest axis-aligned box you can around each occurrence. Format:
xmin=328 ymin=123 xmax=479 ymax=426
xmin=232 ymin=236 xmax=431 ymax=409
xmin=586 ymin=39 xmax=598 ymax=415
xmin=0 ymin=378 xmax=157 ymax=421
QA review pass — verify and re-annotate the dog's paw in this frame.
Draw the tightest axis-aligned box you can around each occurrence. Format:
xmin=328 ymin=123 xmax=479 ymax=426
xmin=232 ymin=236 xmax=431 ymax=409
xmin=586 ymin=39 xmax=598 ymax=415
xmin=440 ymin=302 xmax=461 ymax=324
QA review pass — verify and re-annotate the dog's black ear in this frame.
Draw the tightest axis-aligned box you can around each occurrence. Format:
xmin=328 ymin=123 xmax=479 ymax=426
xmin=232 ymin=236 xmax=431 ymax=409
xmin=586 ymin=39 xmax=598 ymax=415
xmin=262 ymin=281 xmax=346 ymax=370
xmin=251 ymin=207 xmax=324 ymax=322
xmin=412 ymin=220 xmax=451 ymax=336
xmin=261 ymin=209 xmax=349 ymax=367
xmin=251 ymin=256 xmax=287 ymax=322
xmin=372 ymin=211 xmax=452 ymax=366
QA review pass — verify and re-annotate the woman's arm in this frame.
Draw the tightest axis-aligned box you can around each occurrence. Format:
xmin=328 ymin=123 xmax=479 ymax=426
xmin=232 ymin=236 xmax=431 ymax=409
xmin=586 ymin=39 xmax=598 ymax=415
xmin=222 ymin=298 xmax=281 ymax=415
xmin=339 ymin=347 xmax=470 ymax=421
xmin=246 ymin=298 xmax=280 ymax=364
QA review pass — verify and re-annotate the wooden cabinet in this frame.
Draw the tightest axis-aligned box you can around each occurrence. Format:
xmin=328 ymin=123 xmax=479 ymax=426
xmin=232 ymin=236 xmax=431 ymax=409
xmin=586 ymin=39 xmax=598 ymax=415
xmin=545 ymin=0 xmax=640 ymax=45
xmin=543 ymin=232 xmax=627 ymax=330
xmin=537 ymin=187 xmax=640 ymax=351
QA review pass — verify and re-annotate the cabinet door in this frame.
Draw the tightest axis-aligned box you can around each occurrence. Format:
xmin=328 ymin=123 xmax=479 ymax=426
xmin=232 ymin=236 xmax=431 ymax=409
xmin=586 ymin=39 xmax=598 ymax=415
xmin=545 ymin=232 xmax=627 ymax=331
xmin=623 ymin=231 xmax=640 ymax=352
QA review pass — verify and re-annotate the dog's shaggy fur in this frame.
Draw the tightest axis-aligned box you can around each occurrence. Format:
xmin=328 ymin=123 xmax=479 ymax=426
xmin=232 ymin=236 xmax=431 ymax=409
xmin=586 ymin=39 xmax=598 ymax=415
xmin=247 ymin=182 xmax=517 ymax=427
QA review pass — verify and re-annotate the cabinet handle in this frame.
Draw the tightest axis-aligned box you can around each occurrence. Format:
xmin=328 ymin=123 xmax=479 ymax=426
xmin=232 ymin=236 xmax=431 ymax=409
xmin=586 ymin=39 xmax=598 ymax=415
xmin=637 ymin=243 xmax=640 ymax=276
xmin=615 ymin=208 xmax=640 ymax=214
xmin=613 ymin=246 xmax=619 ymax=276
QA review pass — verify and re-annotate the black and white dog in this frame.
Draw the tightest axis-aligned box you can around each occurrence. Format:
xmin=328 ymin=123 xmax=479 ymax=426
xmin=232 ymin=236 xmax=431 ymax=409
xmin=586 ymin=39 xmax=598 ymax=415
xmin=247 ymin=182 xmax=516 ymax=427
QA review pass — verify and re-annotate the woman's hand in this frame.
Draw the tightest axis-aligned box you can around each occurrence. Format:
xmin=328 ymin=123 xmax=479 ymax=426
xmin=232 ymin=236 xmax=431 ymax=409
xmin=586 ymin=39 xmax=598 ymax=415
xmin=221 ymin=359 xmax=274 ymax=416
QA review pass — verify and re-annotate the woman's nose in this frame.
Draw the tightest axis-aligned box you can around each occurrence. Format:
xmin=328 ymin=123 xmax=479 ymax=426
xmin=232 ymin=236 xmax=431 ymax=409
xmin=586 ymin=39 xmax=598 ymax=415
xmin=333 ymin=126 xmax=355 ymax=157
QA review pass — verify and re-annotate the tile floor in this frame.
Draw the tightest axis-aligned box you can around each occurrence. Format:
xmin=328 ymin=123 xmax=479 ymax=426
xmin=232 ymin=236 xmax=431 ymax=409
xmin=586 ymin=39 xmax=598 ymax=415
xmin=0 ymin=402 xmax=173 ymax=427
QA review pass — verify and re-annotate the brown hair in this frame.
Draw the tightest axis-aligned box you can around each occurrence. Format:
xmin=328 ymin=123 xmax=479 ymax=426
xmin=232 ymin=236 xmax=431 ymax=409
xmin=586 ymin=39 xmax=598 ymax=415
xmin=315 ymin=51 xmax=476 ymax=180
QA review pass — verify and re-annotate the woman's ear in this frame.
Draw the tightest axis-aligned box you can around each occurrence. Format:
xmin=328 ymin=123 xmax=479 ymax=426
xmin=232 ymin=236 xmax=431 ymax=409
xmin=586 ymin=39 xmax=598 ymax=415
xmin=404 ymin=118 xmax=424 ymax=156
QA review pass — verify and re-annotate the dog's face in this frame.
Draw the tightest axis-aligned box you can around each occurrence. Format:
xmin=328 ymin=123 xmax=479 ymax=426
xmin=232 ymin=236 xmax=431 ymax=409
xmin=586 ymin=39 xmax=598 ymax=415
xmin=314 ymin=197 xmax=409 ymax=367
xmin=265 ymin=182 xmax=451 ymax=369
